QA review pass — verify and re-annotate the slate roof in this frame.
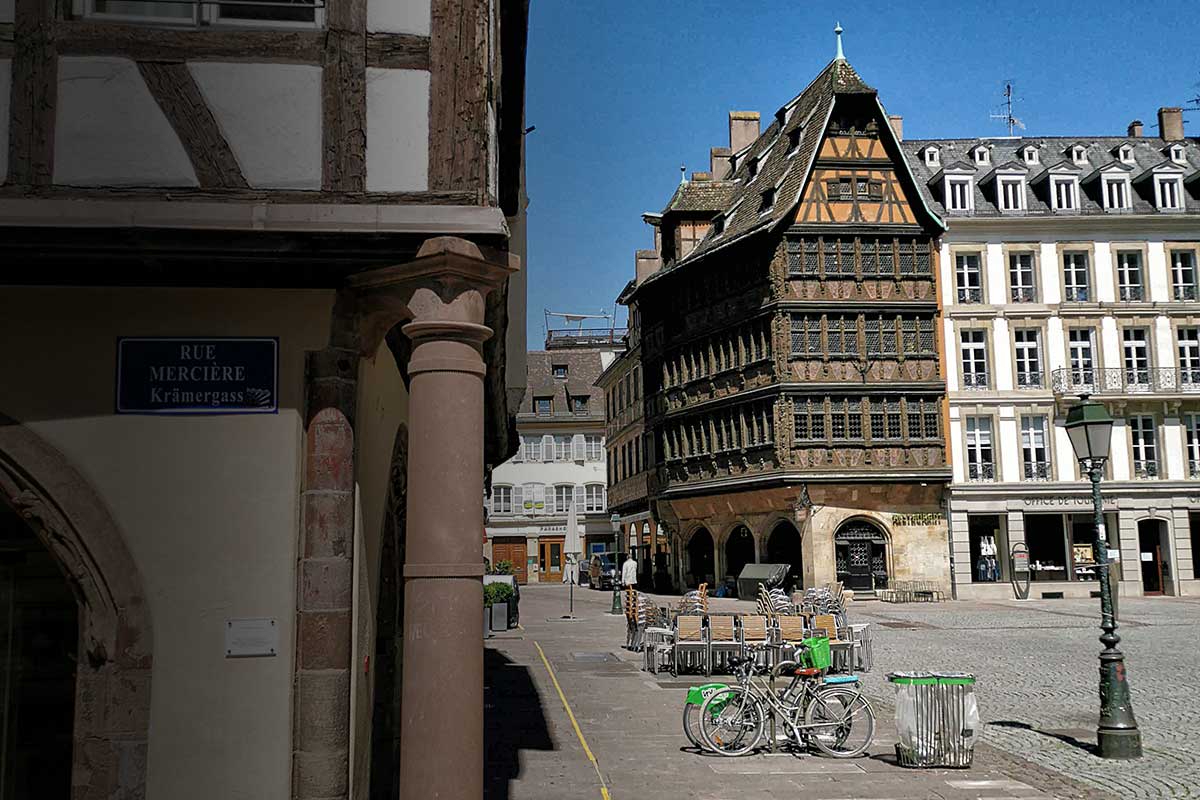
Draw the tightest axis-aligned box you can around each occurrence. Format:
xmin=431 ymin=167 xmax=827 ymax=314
xmin=639 ymin=56 xmax=942 ymax=290
xmin=520 ymin=349 xmax=606 ymax=416
xmin=905 ymin=136 xmax=1200 ymax=217
xmin=661 ymin=179 xmax=737 ymax=214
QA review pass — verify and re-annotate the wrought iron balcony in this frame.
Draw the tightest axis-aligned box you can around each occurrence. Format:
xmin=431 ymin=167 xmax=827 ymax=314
xmin=961 ymin=371 xmax=990 ymax=390
xmin=1119 ymin=285 xmax=1144 ymax=301
xmin=1063 ymin=286 xmax=1091 ymax=302
xmin=967 ymin=462 xmax=996 ymax=481
xmin=1016 ymin=371 xmax=1044 ymax=388
xmin=1190 ymin=461 xmax=1200 ymax=479
xmin=1010 ymin=287 xmax=1038 ymax=303
xmin=1023 ymin=462 xmax=1051 ymax=481
xmin=1132 ymin=460 xmax=1159 ymax=479
xmin=1051 ymin=366 xmax=1200 ymax=396
xmin=957 ymin=288 xmax=983 ymax=304
xmin=1175 ymin=286 xmax=1198 ymax=302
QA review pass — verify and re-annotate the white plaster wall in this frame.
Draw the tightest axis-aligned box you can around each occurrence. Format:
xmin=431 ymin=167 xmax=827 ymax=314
xmin=0 ymin=287 xmax=336 ymax=800
xmin=1052 ymin=423 xmax=1077 ymax=481
xmin=943 ymin=318 xmax=959 ymax=391
xmin=368 ymin=0 xmax=430 ymax=34
xmin=1039 ymin=243 xmax=1061 ymax=304
xmin=997 ymin=410 xmax=1019 ymax=482
xmin=1163 ymin=420 xmax=1186 ymax=480
xmin=992 ymin=317 xmax=1012 ymax=390
xmin=1154 ymin=316 xmax=1175 ymax=374
xmin=1146 ymin=241 xmax=1170 ymax=302
xmin=365 ymin=67 xmax=429 ymax=192
xmin=1046 ymin=318 xmax=1066 ymax=372
xmin=938 ymin=243 xmax=954 ymax=307
xmin=189 ymin=62 xmax=322 ymax=190
xmin=948 ymin=416 xmax=964 ymax=483
xmin=1109 ymin=419 xmax=1131 ymax=480
xmin=0 ymin=59 xmax=10 ymax=182
xmin=1093 ymin=241 xmax=1114 ymax=302
xmin=0 ymin=0 xmax=13 ymax=24
xmin=54 ymin=57 xmax=198 ymax=187
xmin=984 ymin=242 xmax=1005 ymax=304
xmin=1099 ymin=316 xmax=1120 ymax=372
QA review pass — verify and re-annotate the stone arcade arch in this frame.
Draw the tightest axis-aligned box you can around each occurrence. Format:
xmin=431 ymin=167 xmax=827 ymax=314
xmin=0 ymin=417 xmax=152 ymax=800
xmin=724 ymin=525 xmax=756 ymax=588
xmin=766 ymin=520 xmax=804 ymax=592
xmin=834 ymin=517 xmax=891 ymax=593
xmin=685 ymin=527 xmax=715 ymax=588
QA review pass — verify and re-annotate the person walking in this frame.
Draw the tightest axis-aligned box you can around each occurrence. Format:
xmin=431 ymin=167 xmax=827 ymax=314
xmin=621 ymin=553 xmax=638 ymax=591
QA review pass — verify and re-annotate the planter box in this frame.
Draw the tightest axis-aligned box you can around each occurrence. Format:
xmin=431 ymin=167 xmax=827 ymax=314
xmin=484 ymin=607 xmax=492 ymax=639
xmin=490 ymin=602 xmax=509 ymax=631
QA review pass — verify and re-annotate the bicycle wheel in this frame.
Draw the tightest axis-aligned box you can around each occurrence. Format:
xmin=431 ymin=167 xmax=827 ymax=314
xmin=804 ymin=687 xmax=875 ymax=758
xmin=682 ymin=702 xmax=704 ymax=749
xmin=699 ymin=687 xmax=765 ymax=757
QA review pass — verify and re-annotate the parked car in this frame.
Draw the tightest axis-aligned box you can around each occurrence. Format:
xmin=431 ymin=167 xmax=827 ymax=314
xmin=588 ymin=554 xmax=618 ymax=590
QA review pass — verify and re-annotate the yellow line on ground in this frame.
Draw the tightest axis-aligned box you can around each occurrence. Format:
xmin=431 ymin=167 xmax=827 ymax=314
xmin=532 ymin=640 xmax=612 ymax=800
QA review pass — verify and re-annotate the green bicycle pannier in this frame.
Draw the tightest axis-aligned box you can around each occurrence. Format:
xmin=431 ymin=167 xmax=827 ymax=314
xmin=800 ymin=636 xmax=831 ymax=670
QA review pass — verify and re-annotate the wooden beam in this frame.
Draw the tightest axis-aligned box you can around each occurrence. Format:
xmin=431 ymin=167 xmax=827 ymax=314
xmin=428 ymin=0 xmax=491 ymax=193
xmin=8 ymin=0 xmax=56 ymax=186
xmin=0 ymin=23 xmax=14 ymax=58
xmin=0 ymin=185 xmax=482 ymax=204
xmin=137 ymin=62 xmax=249 ymax=189
xmin=55 ymin=21 xmax=324 ymax=63
xmin=321 ymin=0 xmax=367 ymax=192
xmin=365 ymin=32 xmax=430 ymax=70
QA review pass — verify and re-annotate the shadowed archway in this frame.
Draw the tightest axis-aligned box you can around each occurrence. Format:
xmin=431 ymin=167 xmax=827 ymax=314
xmin=685 ymin=528 xmax=714 ymax=588
xmin=766 ymin=520 xmax=804 ymax=592
xmin=724 ymin=525 xmax=755 ymax=590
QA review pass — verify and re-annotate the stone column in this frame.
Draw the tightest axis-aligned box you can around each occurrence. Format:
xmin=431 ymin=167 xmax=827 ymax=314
xmin=348 ymin=238 xmax=515 ymax=800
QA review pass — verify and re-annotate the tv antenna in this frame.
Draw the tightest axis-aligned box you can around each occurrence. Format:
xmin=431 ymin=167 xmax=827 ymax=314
xmin=989 ymin=81 xmax=1025 ymax=136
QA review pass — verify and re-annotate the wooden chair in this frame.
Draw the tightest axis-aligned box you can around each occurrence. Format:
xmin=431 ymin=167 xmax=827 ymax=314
xmin=706 ymin=615 xmax=739 ymax=676
xmin=740 ymin=614 xmax=772 ymax=667
xmin=813 ymin=613 xmax=855 ymax=673
xmin=672 ymin=614 xmax=706 ymax=675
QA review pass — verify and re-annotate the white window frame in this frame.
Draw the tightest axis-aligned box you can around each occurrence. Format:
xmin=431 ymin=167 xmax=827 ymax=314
xmin=1170 ymin=250 xmax=1198 ymax=301
xmin=997 ymin=176 xmax=1026 ymax=212
xmin=1185 ymin=414 xmax=1200 ymax=477
xmin=1051 ymin=176 xmax=1080 ymax=211
xmin=1179 ymin=327 xmax=1200 ymax=387
xmin=965 ymin=417 xmax=995 ymax=481
xmin=1129 ymin=416 xmax=1159 ymax=478
xmin=1021 ymin=415 xmax=1050 ymax=480
xmin=945 ymin=177 xmax=974 ymax=212
xmin=1169 ymin=145 xmax=1187 ymax=165
xmin=1116 ymin=250 xmax=1144 ymax=300
xmin=1121 ymin=328 xmax=1151 ymax=390
xmin=1014 ymin=329 xmax=1043 ymax=388
xmin=1155 ymin=175 xmax=1183 ymax=210
xmin=585 ymin=434 xmax=604 ymax=462
xmin=1023 ymin=146 xmax=1039 ymax=165
xmin=524 ymin=436 xmax=542 ymax=462
xmin=925 ymin=147 xmax=940 ymax=167
xmin=955 ymin=252 xmax=983 ymax=303
xmin=584 ymin=484 xmax=606 ymax=513
xmin=1102 ymin=175 xmax=1132 ymax=211
xmin=960 ymin=329 xmax=989 ymax=389
xmin=1063 ymin=251 xmax=1091 ymax=301
xmin=554 ymin=435 xmax=572 ymax=462
xmin=1009 ymin=252 xmax=1036 ymax=301
xmin=1118 ymin=145 xmax=1134 ymax=164
xmin=552 ymin=484 xmax=574 ymax=514
xmin=75 ymin=0 xmax=325 ymax=28
xmin=491 ymin=485 xmax=512 ymax=515
xmin=973 ymin=146 xmax=990 ymax=166
xmin=1071 ymin=145 xmax=1088 ymax=165
xmin=1068 ymin=328 xmax=1097 ymax=388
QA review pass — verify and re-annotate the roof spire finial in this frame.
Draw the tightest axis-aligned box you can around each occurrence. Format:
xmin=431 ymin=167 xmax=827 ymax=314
xmin=834 ymin=22 xmax=845 ymax=61
xmin=680 ymin=163 xmax=686 ymax=185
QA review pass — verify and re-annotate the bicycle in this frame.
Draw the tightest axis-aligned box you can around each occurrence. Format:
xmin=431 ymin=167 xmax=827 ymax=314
xmin=698 ymin=654 xmax=875 ymax=758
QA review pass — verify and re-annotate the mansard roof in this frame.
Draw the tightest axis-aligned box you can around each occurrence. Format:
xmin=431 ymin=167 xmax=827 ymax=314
xmin=905 ymin=135 xmax=1200 ymax=215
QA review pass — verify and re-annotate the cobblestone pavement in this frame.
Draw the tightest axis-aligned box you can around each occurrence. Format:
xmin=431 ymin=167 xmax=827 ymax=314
xmin=847 ymin=596 xmax=1200 ymax=800
xmin=484 ymin=584 xmax=1152 ymax=800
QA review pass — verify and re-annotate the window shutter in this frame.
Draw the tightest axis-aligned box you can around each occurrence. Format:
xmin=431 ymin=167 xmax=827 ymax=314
xmin=534 ymin=484 xmax=546 ymax=513
xmin=542 ymin=434 xmax=554 ymax=462
xmin=574 ymin=485 xmax=585 ymax=511
xmin=512 ymin=485 xmax=523 ymax=513
xmin=572 ymin=434 xmax=586 ymax=461
xmin=601 ymin=486 xmax=607 ymax=510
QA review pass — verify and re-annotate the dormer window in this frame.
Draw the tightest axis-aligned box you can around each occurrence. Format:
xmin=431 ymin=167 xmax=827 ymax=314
xmin=1022 ymin=146 xmax=1039 ymax=165
xmin=1169 ymin=145 xmax=1187 ymax=165
xmin=747 ymin=157 xmax=759 ymax=180
xmin=1071 ymin=145 xmax=1088 ymax=165
xmin=1102 ymin=175 xmax=1132 ymax=211
xmin=945 ymin=177 xmax=974 ymax=212
xmin=1155 ymin=175 xmax=1184 ymax=210
xmin=552 ymin=364 xmax=568 ymax=379
xmin=759 ymin=187 xmax=775 ymax=213
xmin=787 ymin=127 xmax=802 ymax=155
xmin=712 ymin=214 xmax=726 ymax=236
xmin=997 ymin=176 xmax=1026 ymax=212
xmin=1118 ymin=145 xmax=1134 ymax=164
xmin=924 ymin=147 xmax=940 ymax=167
xmin=973 ymin=146 xmax=990 ymax=166
xmin=1051 ymin=176 xmax=1079 ymax=211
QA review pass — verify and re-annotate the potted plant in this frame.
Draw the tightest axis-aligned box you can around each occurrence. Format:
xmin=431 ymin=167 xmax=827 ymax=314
xmin=484 ymin=582 xmax=514 ymax=632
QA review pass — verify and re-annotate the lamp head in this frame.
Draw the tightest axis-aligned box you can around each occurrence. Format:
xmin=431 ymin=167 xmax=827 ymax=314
xmin=1064 ymin=395 xmax=1113 ymax=465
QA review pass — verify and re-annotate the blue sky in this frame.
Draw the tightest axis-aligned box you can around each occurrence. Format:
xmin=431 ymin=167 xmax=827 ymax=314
xmin=523 ymin=0 xmax=1200 ymax=345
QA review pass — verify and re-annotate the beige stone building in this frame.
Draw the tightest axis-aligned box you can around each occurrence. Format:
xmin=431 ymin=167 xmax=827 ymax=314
xmin=0 ymin=2 xmax=527 ymax=799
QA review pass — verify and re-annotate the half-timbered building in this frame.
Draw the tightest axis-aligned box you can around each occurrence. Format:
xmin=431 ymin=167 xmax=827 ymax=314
xmin=632 ymin=40 xmax=952 ymax=596
xmin=0 ymin=2 xmax=527 ymax=799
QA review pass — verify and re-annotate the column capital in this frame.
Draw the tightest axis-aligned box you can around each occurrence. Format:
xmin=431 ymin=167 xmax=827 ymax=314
xmin=347 ymin=236 xmax=519 ymax=355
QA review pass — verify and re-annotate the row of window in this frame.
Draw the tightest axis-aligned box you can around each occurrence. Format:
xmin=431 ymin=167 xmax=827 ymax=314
xmin=532 ymin=394 xmax=591 ymax=416
xmin=608 ymin=435 xmax=649 ymax=485
xmin=786 ymin=236 xmax=934 ymax=278
xmin=661 ymin=319 xmax=772 ymax=391
xmin=926 ymin=141 xmax=1190 ymax=171
xmin=661 ymin=402 xmax=775 ymax=461
xmin=490 ymin=483 xmax=606 ymax=515
xmin=606 ymin=366 xmax=642 ymax=421
xmin=956 ymin=326 xmax=1200 ymax=391
xmin=790 ymin=314 xmax=937 ymax=359
xmin=513 ymin=434 xmax=604 ymax=463
xmin=962 ymin=414 xmax=1200 ymax=482
xmin=954 ymin=247 xmax=1198 ymax=305
xmin=794 ymin=397 xmax=942 ymax=443
xmin=941 ymin=169 xmax=1188 ymax=214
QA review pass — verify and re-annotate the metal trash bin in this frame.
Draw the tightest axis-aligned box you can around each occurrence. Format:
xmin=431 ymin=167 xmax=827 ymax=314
xmin=887 ymin=672 xmax=978 ymax=768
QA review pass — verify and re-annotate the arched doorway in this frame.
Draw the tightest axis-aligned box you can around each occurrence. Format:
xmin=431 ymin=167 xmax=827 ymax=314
xmin=724 ymin=525 xmax=755 ymax=588
xmin=834 ymin=518 xmax=889 ymax=592
xmin=766 ymin=520 xmax=804 ymax=592
xmin=1137 ymin=518 xmax=1169 ymax=596
xmin=0 ymin=502 xmax=77 ymax=798
xmin=686 ymin=528 xmax=714 ymax=588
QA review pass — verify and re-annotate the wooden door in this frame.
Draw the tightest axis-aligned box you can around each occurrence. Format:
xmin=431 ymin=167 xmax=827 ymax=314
xmin=492 ymin=537 xmax=528 ymax=584
xmin=538 ymin=537 xmax=564 ymax=583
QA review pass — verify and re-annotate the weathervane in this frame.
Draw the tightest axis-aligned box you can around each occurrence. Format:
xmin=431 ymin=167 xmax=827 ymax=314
xmin=834 ymin=22 xmax=844 ymax=60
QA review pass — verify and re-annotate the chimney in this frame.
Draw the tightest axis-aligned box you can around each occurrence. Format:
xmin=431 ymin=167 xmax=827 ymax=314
xmin=1127 ymin=119 xmax=1143 ymax=138
xmin=635 ymin=249 xmax=661 ymax=286
xmin=887 ymin=114 xmax=903 ymax=141
xmin=710 ymin=146 xmax=732 ymax=179
xmin=1158 ymin=107 xmax=1184 ymax=141
xmin=691 ymin=171 xmax=711 ymax=182
xmin=729 ymin=111 xmax=760 ymax=154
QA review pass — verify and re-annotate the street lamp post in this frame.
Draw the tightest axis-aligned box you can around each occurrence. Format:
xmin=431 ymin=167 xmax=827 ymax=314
xmin=1064 ymin=395 xmax=1142 ymax=759
xmin=610 ymin=513 xmax=622 ymax=615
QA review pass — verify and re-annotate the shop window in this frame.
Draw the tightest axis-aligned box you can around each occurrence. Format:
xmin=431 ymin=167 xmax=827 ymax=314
xmin=968 ymin=514 xmax=1006 ymax=583
xmin=1025 ymin=513 xmax=1069 ymax=582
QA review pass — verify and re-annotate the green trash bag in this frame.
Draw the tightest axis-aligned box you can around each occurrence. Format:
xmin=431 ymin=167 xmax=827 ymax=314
xmin=800 ymin=637 xmax=832 ymax=670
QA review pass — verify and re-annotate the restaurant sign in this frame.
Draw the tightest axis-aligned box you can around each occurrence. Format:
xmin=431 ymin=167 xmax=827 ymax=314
xmin=117 ymin=338 xmax=278 ymax=415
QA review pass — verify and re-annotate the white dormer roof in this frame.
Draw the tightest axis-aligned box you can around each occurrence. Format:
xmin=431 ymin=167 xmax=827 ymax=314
xmin=1068 ymin=142 xmax=1089 ymax=164
xmin=1021 ymin=144 xmax=1040 ymax=164
xmin=972 ymin=144 xmax=991 ymax=165
xmin=1167 ymin=144 xmax=1188 ymax=165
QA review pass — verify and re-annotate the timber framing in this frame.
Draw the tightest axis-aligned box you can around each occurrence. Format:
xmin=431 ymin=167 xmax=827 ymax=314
xmin=321 ymin=0 xmax=368 ymax=193
xmin=0 ymin=22 xmax=13 ymax=57
xmin=366 ymin=32 xmax=431 ymax=70
xmin=8 ymin=0 xmax=56 ymax=186
xmin=137 ymin=61 xmax=249 ymax=189
xmin=429 ymin=0 xmax=491 ymax=193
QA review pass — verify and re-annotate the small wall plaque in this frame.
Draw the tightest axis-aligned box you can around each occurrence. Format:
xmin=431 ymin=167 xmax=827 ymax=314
xmin=225 ymin=618 xmax=279 ymax=658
